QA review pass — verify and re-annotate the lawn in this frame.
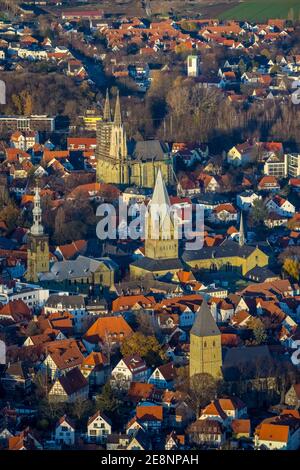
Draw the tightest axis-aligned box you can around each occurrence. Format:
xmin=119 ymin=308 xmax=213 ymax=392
xmin=219 ymin=0 xmax=300 ymax=21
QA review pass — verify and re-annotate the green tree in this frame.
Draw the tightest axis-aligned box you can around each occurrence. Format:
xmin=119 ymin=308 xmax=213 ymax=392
xmin=120 ymin=332 xmax=166 ymax=367
xmin=250 ymin=198 xmax=268 ymax=226
xmin=95 ymin=383 xmax=119 ymax=416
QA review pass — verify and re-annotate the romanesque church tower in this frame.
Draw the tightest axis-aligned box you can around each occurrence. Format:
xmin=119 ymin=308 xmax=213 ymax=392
xmin=26 ymin=187 xmax=49 ymax=283
xmin=189 ymin=299 xmax=222 ymax=379
xmin=96 ymin=89 xmax=129 ymax=185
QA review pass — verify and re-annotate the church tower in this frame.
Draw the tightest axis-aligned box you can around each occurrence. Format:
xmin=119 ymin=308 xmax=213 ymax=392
xmin=189 ymin=299 xmax=222 ymax=379
xmin=145 ymin=169 xmax=178 ymax=260
xmin=96 ymin=89 xmax=129 ymax=185
xmin=26 ymin=187 xmax=49 ymax=283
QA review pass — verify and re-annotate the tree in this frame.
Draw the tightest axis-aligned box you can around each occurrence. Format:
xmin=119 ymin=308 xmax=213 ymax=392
xmin=253 ymin=323 xmax=268 ymax=345
xmin=53 ymin=206 xmax=66 ymax=244
xmin=188 ymin=373 xmax=218 ymax=416
xmin=0 ymin=203 xmax=20 ymax=233
xmin=95 ymin=383 xmax=119 ymax=417
xmin=250 ymin=198 xmax=268 ymax=226
xmin=283 ymin=258 xmax=300 ymax=280
xmin=120 ymin=332 xmax=166 ymax=367
xmin=247 ymin=317 xmax=268 ymax=345
xmin=37 ymin=398 xmax=65 ymax=424
xmin=134 ymin=310 xmax=156 ymax=336
xmin=69 ymin=397 xmax=92 ymax=423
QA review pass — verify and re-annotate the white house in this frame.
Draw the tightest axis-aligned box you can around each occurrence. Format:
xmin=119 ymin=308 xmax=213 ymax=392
xmin=110 ymin=355 xmax=149 ymax=389
xmin=200 ymin=398 xmax=247 ymax=427
xmin=255 ymin=422 xmax=300 ymax=450
xmin=87 ymin=411 xmax=112 ymax=444
xmin=210 ymin=204 xmax=238 ymax=224
xmin=148 ymin=362 xmax=176 ymax=390
xmin=55 ymin=415 xmax=75 ymax=447
xmin=266 ymin=196 xmax=295 ymax=218
xmin=237 ymin=191 xmax=261 ymax=211
xmin=178 ymin=307 xmax=195 ymax=328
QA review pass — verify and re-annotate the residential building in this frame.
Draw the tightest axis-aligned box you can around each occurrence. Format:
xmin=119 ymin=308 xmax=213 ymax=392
xmin=87 ymin=411 xmax=112 ymax=444
xmin=54 ymin=416 xmax=75 ymax=447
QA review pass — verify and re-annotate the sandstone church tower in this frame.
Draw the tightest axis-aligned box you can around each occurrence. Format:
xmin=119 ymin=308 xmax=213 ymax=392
xmin=96 ymin=89 xmax=129 ymax=185
xmin=189 ymin=299 xmax=222 ymax=379
xmin=144 ymin=169 xmax=178 ymax=260
xmin=26 ymin=187 xmax=49 ymax=283
xmin=130 ymin=169 xmax=184 ymax=278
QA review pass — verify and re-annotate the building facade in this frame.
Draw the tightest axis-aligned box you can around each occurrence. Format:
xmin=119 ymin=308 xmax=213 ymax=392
xmin=189 ymin=299 xmax=222 ymax=379
xmin=96 ymin=90 xmax=173 ymax=187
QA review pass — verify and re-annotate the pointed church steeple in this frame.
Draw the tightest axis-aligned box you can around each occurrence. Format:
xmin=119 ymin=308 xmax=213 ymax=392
xmin=103 ymin=88 xmax=111 ymax=122
xmin=191 ymin=299 xmax=220 ymax=337
xmin=114 ymin=90 xmax=122 ymax=126
xmin=144 ymin=169 xmax=178 ymax=260
xmin=239 ymin=211 xmax=245 ymax=247
xmin=150 ymin=169 xmax=171 ymax=208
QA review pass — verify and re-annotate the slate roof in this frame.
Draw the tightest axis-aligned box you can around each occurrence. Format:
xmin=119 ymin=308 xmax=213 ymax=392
xmin=130 ymin=256 xmax=184 ymax=272
xmin=246 ymin=265 xmax=278 ymax=282
xmin=57 ymin=368 xmax=88 ymax=396
xmin=132 ymin=140 xmax=170 ymax=161
xmin=190 ymin=299 xmax=220 ymax=337
xmin=40 ymin=255 xmax=117 ymax=282
xmin=223 ymin=345 xmax=274 ymax=380
xmin=45 ymin=294 xmax=85 ymax=309
xmin=183 ymin=239 xmax=261 ymax=262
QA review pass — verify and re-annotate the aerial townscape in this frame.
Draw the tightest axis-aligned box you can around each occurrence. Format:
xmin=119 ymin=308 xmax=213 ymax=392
xmin=0 ymin=0 xmax=300 ymax=455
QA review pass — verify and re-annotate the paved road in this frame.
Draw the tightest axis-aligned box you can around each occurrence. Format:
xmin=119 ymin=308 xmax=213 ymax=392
xmin=70 ymin=48 xmax=108 ymax=90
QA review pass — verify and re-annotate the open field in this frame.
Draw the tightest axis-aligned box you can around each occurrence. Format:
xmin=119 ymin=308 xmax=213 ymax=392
xmin=219 ymin=0 xmax=300 ymax=21
xmin=41 ymin=0 xmax=300 ymax=21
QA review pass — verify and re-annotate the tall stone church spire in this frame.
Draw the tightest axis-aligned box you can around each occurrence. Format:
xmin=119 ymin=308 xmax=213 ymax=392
xmin=114 ymin=90 xmax=122 ymax=127
xmin=145 ymin=169 xmax=178 ymax=260
xmin=150 ymin=168 xmax=171 ymax=208
xmin=239 ymin=211 xmax=245 ymax=247
xmin=103 ymin=88 xmax=111 ymax=122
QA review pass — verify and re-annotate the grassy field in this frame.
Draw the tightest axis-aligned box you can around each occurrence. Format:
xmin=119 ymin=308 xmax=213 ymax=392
xmin=219 ymin=0 xmax=300 ymax=21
